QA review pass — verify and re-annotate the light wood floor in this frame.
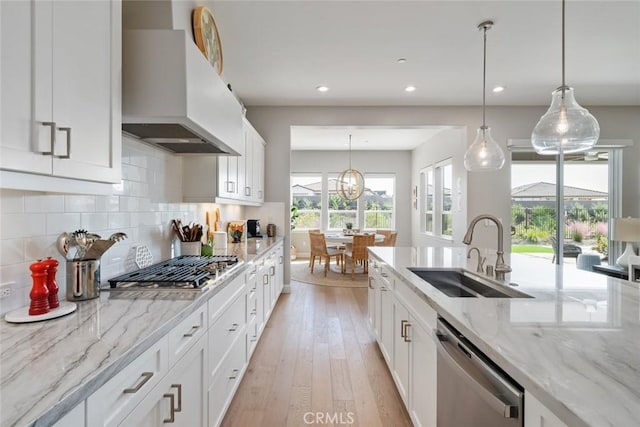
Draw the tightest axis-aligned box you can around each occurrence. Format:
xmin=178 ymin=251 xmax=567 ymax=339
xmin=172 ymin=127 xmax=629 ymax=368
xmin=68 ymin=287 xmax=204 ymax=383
xmin=221 ymin=281 xmax=412 ymax=427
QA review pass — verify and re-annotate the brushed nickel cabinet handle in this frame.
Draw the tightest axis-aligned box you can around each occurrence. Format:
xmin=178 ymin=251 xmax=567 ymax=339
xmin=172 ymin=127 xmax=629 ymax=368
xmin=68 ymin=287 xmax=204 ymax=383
xmin=226 ymin=181 xmax=235 ymax=193
xmin=54 ymin=127 xmax=71 ymax=158
xmin=245 ymin=186 xmax=251 ymax=196
xmin=250 ymin=336 xmax=257 ymax=342
xmin=400 ymin=320 xmax=407 ymax=338
xmin=40 ymin=122 xmax=56 ymax=155
xmin=258 ymin=190 xmax=263 ymax=199
xmin=269 ymin=266 xmax=275 ymax=276
xmin=163 ymin=393 xmax=176 ymax=423
xmin=171 ymin=384 xmax=182 ymax=412
xmin=229 ymin=368 xmax=240 ymax=379
xmin=263 ymin=274 xmax=269 ymax=285
xmin=123 ymin=372 xmax=153 ymax=394
xmin=228 ymin=323 xmax=239 ymax=332
xmin=279 ymin=256 xmax=283 ymax=265
xmin=183 ymin=325 xmax=200 ymax=337
xmin=403 ymin=322 xmax=412 ymax=342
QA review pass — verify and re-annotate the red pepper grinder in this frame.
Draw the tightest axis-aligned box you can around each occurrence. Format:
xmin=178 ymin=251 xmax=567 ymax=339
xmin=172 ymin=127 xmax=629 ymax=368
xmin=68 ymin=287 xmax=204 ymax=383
xmin=42 ymin=257 xmax=60 ymax=309
xmin=29 ymin=260 xmax=50 ymax=316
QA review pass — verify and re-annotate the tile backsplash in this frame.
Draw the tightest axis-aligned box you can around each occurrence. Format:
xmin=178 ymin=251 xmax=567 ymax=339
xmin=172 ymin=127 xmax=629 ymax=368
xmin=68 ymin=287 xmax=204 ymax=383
xmin=0 ymin=137 xmax=244 ymax=315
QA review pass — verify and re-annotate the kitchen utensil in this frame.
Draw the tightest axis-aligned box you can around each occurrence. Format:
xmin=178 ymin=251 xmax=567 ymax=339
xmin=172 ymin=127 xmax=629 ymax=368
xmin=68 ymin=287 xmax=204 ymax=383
xmin=84 ymin=240 xmax=116 ymax=260
xmin=66 ymin=259 xmax=100 ymax=301
xmin=56 ymin=232 xmax=70 ymax=257
xmin=109 ymin=232 xmax=127 ymax=242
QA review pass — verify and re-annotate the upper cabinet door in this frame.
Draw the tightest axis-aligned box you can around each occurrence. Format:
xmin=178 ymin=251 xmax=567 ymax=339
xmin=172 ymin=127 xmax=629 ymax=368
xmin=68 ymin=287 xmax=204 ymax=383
xmin=50 ymin=0 xmax=121 ymax=183
xmin=0 ymin=0 xmax=121 ymax=185
xmin=0 ymin=0 xmax=52 ymax=175
xmin=253 ymin=135 xmax=265 ymax=202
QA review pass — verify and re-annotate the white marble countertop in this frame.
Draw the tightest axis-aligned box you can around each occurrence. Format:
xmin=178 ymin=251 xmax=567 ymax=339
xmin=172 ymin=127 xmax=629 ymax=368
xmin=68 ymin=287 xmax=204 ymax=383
xmin=369 ymin=246 xmax=640 ymax=427
xmin=0 ymin=237 xmax=284 ymax=427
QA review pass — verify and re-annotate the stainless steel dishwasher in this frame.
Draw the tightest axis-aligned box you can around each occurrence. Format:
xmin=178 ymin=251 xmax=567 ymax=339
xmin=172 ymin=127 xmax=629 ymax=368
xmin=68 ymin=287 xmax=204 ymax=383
xmin=436 ymin=318 xmax=524 ymax=427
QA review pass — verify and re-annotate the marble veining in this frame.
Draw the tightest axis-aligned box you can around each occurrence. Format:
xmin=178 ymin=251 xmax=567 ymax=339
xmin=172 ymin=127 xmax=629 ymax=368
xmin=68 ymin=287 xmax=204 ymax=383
xmin=0 ymin=237 xmax=284 ymax=427
xmin=369 ymin=246 xmax=640 ymax=427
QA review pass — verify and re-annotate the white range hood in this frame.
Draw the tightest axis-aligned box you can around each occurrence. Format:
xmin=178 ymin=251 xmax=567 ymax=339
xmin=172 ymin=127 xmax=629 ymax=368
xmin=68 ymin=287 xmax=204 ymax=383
xmin=122 ymin=30 xmax=243 ymax=155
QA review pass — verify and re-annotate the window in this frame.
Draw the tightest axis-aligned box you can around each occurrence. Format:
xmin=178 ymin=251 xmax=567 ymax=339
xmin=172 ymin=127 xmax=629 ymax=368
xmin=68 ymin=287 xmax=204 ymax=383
xmin=420 ymin=159 xmax=452 ymax=239
xmin=328 ymin=173 xmax=358 ymax=229
xmin=291 ymin=175 xmax=321 ymax=229
xmin=364 ymin=175 xmax=395 ymax=229
xmin=440 ymin=162 xmax=453 ymax=236
xmin=421 ymin=167 xmax=434 ymax=234
xmin=291 ymin=173 xmax=396 ymax=232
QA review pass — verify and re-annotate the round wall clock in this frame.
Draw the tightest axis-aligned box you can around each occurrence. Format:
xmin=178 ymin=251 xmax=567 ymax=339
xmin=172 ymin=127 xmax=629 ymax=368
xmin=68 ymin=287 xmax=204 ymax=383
xmin=193 ymin=6 xmax=224 ymax=75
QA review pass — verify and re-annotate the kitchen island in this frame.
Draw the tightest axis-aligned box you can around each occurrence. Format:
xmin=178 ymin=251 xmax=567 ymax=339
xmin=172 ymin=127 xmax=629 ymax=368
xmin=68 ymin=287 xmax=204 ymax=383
xmin=0 ymin=237 xmax=284 ymax=427
xmin=368 ymin=246 xmax=640 ymax=427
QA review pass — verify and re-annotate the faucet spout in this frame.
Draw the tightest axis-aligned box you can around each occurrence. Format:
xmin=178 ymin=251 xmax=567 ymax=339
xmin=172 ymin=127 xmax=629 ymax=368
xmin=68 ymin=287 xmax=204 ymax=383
xmin=463 ymin=214 xmax=511 ymax=280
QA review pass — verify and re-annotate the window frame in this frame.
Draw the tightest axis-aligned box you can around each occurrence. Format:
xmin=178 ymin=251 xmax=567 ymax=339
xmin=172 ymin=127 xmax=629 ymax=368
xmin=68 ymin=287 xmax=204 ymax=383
xmin=419 ymin=158 xmax=453 ymax=240
xmin=290 ymin=173 xmax=323 ymax=231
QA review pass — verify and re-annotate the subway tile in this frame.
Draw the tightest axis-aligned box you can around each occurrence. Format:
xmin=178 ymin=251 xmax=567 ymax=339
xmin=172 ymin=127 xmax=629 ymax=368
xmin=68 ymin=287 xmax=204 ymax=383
xmin=24 ymin=236 xmax=57 ymax=262
xmin=0 ymin=239 xmax=25 ymax=265
xmin=25 ymin=194 xmax=64 ymax=213
xmin=65 ymin=195 xmax=96 ymax=213
xmin=122 ymin=163 xmax=145 ymax=183
xmin=81 ymin=213 xmax=109 ymax=231
xmin=96 ymin=195 xmax=120 ymax=212
xmin=46 ymin=213 xmax=81 ymax=235
xmin=138 ymin=198 xmax=151 ymax=212
xmin=0 ymin=189 xmax=24 ymax=213
xmin=108 ymin=212 xmax=130 ymax=229
xmin=2 ymin=213 xmax=47 ymax=239
xmin=119 ymin=196 xmax=139 ymax=212
xmin=0 ymin=263 xmax=30 ymax=290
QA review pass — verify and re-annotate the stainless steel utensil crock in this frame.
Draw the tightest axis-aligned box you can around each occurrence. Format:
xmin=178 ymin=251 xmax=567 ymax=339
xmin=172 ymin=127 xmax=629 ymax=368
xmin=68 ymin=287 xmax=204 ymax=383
xmin=66 ymin=259 xmax=100 ymax=301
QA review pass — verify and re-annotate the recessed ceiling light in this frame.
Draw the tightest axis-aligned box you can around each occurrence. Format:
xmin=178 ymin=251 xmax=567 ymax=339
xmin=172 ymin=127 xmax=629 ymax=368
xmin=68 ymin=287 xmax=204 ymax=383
xmin=397 ymin=58 xmax=407 ymax=63
xmin=405 ymin=85 xmax=416 ymax=92
xmin=316 ymin=85 xmax=329 ymax=92
xmin=492 ymin=86 xmax=505 ymax=93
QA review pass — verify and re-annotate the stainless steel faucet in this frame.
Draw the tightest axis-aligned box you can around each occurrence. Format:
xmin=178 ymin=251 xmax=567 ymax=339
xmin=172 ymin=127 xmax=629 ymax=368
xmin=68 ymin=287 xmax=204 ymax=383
xmin=466 ymin=247 xmax=486 ymax=273
xmin=463 ymin=214 xmax=512 ymax=280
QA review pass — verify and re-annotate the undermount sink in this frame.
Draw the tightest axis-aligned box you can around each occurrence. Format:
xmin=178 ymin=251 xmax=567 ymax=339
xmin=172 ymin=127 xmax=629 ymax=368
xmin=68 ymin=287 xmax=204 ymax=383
xmin=407 ymin=268 xmax=533 ymax=299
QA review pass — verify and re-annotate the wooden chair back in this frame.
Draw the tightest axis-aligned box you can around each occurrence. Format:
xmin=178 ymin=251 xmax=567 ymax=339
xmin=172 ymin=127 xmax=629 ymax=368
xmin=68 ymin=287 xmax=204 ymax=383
xmin=309 ymin=231 xmax=329 ymax=256
xmin=376 ymin=230 xmax=397 ymax=246
xmin=350 ymin=234 xmax=375 ymax=261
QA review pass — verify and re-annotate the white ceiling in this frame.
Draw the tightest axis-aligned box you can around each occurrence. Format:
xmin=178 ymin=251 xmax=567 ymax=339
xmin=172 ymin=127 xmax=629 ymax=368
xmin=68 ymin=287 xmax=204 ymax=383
xmin=212 ymin=0 xmax=639 ymax=150
xmin=290 ymin=126 xmax=452 ymax=150
xmin=213 ymin=0 xmax=640 ymax=107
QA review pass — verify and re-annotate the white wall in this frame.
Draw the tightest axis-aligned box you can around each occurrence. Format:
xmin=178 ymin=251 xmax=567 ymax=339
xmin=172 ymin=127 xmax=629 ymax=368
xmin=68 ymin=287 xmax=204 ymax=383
xmin=411 ymin=127 xmax=468 ymax=247
xmin=290 ymin=149 xmax=412 ymax=255
xmin=0 ymin=136 xmax=244 ymax=315
xmin=246 ymin=106 xmax=639 ymax=283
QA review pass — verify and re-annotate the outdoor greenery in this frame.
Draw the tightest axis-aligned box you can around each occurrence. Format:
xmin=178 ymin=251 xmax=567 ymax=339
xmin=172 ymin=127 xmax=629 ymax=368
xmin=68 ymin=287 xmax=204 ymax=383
xmin=511 ymin=245 xmax=554 ymax=254
xmin=511 ymin=203 xmax=608 ymax=245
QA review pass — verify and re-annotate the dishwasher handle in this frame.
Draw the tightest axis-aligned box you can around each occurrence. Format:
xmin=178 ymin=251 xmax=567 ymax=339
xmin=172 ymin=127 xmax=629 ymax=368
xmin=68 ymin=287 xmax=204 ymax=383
xmin=436 ymin=330 xmax=521 ymax=419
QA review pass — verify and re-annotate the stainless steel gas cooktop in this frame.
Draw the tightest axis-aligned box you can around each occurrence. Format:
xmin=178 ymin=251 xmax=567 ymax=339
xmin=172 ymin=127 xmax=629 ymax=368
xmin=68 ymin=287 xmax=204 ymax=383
xmin=106 ymin=255 xmax=242 ymax=291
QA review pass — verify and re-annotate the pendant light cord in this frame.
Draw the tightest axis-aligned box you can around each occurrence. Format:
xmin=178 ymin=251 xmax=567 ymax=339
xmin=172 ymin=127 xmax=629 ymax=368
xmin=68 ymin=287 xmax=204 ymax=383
xmin=561 ymin=0 xmax=566 ymax=98
xmin=348 ymin=134 xmax=352 ymax=170
xmin=482 ymin=24 xmax=487 ymax=129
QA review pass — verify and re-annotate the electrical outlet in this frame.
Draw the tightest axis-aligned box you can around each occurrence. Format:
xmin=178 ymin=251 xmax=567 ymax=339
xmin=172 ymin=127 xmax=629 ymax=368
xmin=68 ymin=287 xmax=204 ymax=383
xmin=0 ymin=282 xmax=15 ymax=299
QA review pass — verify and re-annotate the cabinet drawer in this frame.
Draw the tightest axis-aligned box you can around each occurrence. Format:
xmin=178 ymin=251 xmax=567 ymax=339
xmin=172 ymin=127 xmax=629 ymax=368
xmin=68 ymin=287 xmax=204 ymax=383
xmin=86 ymin=337 xmax=168 ymax=427
xmin=209 ymin=291 xmax=246 ymax=375
xmin=208 ymin=333 xmax=246 ymax=427
xmin=168 ymin=303 xmax=207 ymax=367
xmin=208 ymin=274 xmax=246 ymax=328
xmin=395 ymin=277 xmax=437 ymax=330
xmin=371 ymin=261 xmax=394 ymax=290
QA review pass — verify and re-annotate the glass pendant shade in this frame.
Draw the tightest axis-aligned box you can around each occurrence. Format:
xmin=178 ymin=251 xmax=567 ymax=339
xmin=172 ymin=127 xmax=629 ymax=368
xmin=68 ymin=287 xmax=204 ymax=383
xmin=464 ymin=127 xmax=505 ymax=172
xmin=532 ymin=86 xmax=600 ymax=155
xmin=337 ymin=168 xmax=365 ymax=200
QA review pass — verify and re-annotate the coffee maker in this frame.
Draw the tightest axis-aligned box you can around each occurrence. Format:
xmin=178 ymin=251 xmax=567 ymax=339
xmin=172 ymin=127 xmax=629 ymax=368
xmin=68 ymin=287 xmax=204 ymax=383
xmin=247 ymin=219 xmax=261 ymax=238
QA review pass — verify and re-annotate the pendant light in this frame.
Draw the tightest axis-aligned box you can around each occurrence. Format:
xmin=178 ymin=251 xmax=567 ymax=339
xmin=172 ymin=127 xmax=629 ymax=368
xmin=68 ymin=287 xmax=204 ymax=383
xmin=336 ymin=134 xmax=365 ymax=200
xmin=464 ymin=20 xmax=505 ymax=172
xmin=531 ymin=0 xmax=599 ymax=155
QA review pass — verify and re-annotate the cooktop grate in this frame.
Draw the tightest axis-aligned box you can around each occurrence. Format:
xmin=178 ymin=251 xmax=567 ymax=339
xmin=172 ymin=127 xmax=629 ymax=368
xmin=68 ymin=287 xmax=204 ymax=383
xmin=108 ymin=255 xmax=239 ymax=289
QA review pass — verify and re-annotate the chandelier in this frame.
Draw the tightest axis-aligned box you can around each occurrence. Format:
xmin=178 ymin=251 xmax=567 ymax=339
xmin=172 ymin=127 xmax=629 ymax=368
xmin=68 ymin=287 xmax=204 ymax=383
xmin=336 ymin=134 xmax=365 ymax=200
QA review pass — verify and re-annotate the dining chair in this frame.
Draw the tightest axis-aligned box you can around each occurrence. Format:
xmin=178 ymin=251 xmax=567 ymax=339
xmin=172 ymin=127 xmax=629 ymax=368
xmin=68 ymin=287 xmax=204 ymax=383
xmin=375 ymin=230 xmax=397 ymax=246
xmin=344 ymin=234 xmax=375 ymax=280
xmin=309 ymin=232 xmax=344 ymax=277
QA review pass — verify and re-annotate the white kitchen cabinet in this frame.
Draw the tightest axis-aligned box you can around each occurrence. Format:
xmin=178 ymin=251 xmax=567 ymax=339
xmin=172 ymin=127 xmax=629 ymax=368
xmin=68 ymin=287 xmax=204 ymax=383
xmin=367 ymin=274 xmax=378 ymax=335
xmin=275 ymin=243 xmax=284 ymax=294
xmin=525 ymin=392 xmax=568 ymax=427
xmin=253 ymin=134 xmax=265 ymax=203
xmin=120 ymin=334 xmax=207 ymax=427
xmin=369 ymin=260 xmax=437 ymax=427
xmin=52 ymin=401 xmax=85 ymax=427
xmin=87 ymin=337 xmax=169 ymax=427
xmin=260 ymin=255 xmax=274 ymax=322
xmin=0 ymin=0 xmax=121 ymax=188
